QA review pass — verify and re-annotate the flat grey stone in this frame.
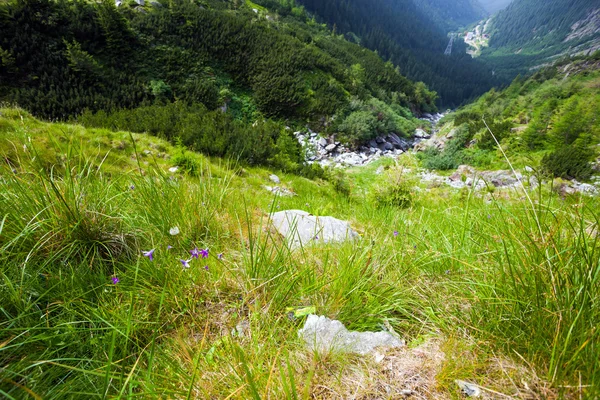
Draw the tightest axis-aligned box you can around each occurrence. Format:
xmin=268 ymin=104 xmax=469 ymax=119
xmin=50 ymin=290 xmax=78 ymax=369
xmin=298 ymin=315 xmax=405 ymax=355
xmin=270 ymin=210 xmax=359 ymax=249
xmin=269 ymin=174 xmax=281 ymax=184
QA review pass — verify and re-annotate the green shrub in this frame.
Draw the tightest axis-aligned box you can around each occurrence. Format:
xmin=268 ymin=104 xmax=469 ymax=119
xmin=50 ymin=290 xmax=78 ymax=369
xmin=324 ymin=167 xmax=351 ymax=197
xmin=370 ymin=169 xmax=413 ymax=208
xmin=541 ymin=145 xmax=594 ymax=181
xmin=171 ymin=146 xmax=203 ymax=176
xmin=338 ymin=110 xmax=377 ymax=143
xmin=418 ymin=124 xmax=471 ymax=170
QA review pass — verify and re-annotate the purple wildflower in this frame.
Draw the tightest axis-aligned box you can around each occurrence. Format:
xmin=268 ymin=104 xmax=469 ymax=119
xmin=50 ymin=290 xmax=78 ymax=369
xmin=204 ymin=265 xmax=209 ymax=271
xmin=111 ymin=276 xmax=120 ymax=284
xmin=180 ymin=259 xmax=191 ymax=269
xmin=167 ymin=245 xmax=173 ymax=250
xmin=142 ymin=249 xmax=155 ymax=261
xmin=217 ymin=253 xmax=223 ymax=260
xmin=190 ymin=247 xmax=200 ymax=259
xmin=393 ymin=230 xmax=399 ymax=237
xmin=129 ymin=185 xmax=135 ymax=190
xmin=199 ymin=248 xmax=209 ymax=259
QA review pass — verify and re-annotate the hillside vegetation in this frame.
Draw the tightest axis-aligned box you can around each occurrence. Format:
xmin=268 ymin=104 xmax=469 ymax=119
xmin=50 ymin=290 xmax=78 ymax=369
xmin=1 ymin=108 xmax=600 ymax=398
xmin=0 ymin=0 xmax=436 ymax=158
xmin=292 ymin=0 xmax=501 ymax=107
xmin=419 ymin=53 xmax=600 ymax=179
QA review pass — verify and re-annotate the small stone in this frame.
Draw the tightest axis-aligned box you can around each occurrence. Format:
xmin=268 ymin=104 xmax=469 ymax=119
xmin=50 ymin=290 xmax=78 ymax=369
xmin=325 ymin=143 xmax=337 ymax=152
xmin=455 ymin=380 xmax=481 ymax=397
xmin=269 ymin=174 xmax=281 ymax=184
xmin=168 ymin=166 xmax=178 ymax=173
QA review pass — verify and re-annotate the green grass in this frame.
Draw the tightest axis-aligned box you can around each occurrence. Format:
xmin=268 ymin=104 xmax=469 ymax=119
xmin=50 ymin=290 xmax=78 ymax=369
xmin=1 ymin=108 xmax=599 ymax=398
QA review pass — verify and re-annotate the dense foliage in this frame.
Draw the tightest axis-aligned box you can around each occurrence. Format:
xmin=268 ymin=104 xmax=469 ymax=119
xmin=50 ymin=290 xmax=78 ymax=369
xmin=0 ymin=0 xmax=440 ymax=166
xmin=412 ymin=0 xmax=486 ymax=31
xmin=295 ymin=0 xmax=502 ymax=107
xmin=420 ymin=54 xmax=600 ymax=179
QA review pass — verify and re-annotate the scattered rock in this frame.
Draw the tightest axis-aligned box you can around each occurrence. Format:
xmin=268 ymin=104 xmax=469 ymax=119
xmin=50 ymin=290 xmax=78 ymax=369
xmin=271 ymin=210 xmax=359 ymax=249
xmin=298 ymin=315 xmax=404 ymax=355
xmin=325 ymin=143 xmax=337 ymax=152
xmin=455 ymin=380 xmax=481 ymax=397
xmin=269 ymin=174 xmax=280 ymax=184
xmin=263 ymin=185 xmax=295 ymax=197
xmin=234 ymin=319 xmax=250 ymax=337
xmin=318 ymin=137 xmax=328 ymax=147
xmin=414 ymin=128 xmax=429 ymax=138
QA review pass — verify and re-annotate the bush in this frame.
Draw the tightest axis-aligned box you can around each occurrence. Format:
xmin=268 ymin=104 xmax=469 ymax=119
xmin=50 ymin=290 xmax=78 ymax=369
xmin=541 ymin=145 xmax=594 ymax=181
xmin=418 ymin=124 xmax=471 ymax=170
xmin=171 ymin=146 xmax=203 ymax=176
xmin=324 ymin=167 xmax=352 ymax=197
xmin=370 ymin=168 xmax=413 ymax=208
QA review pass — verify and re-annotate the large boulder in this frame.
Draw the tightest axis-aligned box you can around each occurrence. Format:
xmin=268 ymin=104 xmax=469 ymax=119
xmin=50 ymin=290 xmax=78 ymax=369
xmin=271 ymin=210 xmax=359 ymax=249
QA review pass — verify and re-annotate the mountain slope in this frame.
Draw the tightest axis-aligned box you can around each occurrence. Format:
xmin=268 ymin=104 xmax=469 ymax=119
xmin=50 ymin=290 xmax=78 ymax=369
xmin=419 ymin=53 xmax=600 ymax=178
xmin=0 ymin=0 xmax=435 ymax=124
xmin=295 ymin=0 xmax=501 ymax=107
xmin=477 ymin=0 xmax=513 ymax=14
xmin=412 ymin=0 xmax=487 ymax=31
xmin=480 ymin=0 xmax=600 ymax=78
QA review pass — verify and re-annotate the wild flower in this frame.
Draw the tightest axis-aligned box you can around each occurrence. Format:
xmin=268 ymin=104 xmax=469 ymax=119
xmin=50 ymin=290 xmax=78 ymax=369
xmin=129 ymin=185 xmax=135 ymax=190
xmin=217 ymin=253 xmax=223 ymax=260
xmin=204 ymin=265 xmax=209 ymax=271
xmin=142 ymin=249 xmax=155 ymax=261
xmin=180 ymin=259 xmax=191 ymax=269
xmin=111 ymin=276 xmax=120 ymax=284
xmin=167 ymin=245 xmax=173 ymax=250
xmin=200 ymin=248 xmax=209 ymax=259
xmin=393 ymin=230 xmax=399 ymax=237
xmin=169 ymin=226 xmax=180 ymax=235
xmin=190 ymin=247 xmax=200 ymax=259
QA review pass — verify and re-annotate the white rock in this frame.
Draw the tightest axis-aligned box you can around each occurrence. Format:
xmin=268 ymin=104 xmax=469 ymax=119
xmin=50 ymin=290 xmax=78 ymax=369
xmin=269 ymin=174 xmax=281 ymax=184
xmin=298 ymin=315 xmax=405 ymax=355
xmin=168 ymin=166 xmax=179 ymax=173
xmin=414 ymin=128 xmax=429 ymax=138
xmin=270 ymin=210 xmax=359 ymax=250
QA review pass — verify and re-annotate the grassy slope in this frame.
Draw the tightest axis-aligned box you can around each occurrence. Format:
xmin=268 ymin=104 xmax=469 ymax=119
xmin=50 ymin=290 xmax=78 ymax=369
xmin=1 ymin=108 xmax=599 ymax=398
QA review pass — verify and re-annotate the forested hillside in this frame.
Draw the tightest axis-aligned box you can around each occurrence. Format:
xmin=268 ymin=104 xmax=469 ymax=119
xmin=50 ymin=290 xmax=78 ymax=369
xmin=412 ymin=0 xmax=486 ymax=31
xmin=480 ymin=0 xmax=600 ymax=79
xmin=419 ymin=53 xmax=600 ymax=180
xmin=296 ymin=0 xmax=501 ymax=107
xmin=0 ymin=0 xmax=438 ymax=171
xmin=476 ymin=0 xmax=512 ymax=13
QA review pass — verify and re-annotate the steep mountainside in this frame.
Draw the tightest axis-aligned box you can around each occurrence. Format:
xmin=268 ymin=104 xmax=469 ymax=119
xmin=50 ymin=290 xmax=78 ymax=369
xmin=480 ymin=0 xmax=600 ymax=79
xmin=476 ymin=0 xmax=513 ymax=14
xmin=295 ymin=0 xmax=502 ymax=107
xmin=412 ymin=0 xmax=487 ymax=31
